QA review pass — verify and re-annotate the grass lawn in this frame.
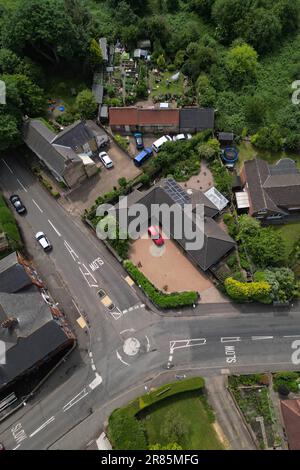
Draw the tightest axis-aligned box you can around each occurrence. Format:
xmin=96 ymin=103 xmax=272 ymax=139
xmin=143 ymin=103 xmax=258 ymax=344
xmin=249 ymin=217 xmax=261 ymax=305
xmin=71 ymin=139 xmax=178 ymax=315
xmin=139 ymin=390 xmax=223 ymax=450
xmin=150 ymin=71 xmax=184 ymax=98
xmin=237 ymin=142 xmax=300 ymax=170
xmin=275 ymin=222 xmax=300 ymax=258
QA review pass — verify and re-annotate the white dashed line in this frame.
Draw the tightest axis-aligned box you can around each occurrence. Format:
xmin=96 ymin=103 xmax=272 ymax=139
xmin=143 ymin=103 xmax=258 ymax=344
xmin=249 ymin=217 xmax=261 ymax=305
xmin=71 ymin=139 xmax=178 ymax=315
xmin=32 ymin=199 xmax=43 ymax=213
xmin=12 ymin=444 xmax=20 ymax=450
xmin=48 ymin=219 xmax=61 ymax=237
xmin=252 ymin=336 xmax=274 ymax=341
xmin=17 ymin=178 xmax=27 ymax=192
xmin=29 ymin=417 xmax=55 ymax=438
xmin=283 ymin=335 xmax=300 ymax=338
xmin=91 ymin=364 xmax=96 ymax=371
xmin=2 ymin=159 xmax=13 ymax=173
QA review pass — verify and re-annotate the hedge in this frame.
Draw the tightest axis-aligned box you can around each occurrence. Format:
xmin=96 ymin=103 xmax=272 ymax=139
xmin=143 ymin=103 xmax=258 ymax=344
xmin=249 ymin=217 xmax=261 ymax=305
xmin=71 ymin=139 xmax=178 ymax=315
xmin=123 ymin=260 xmax=198 ymax=308
xmin=224 ymin=277 xmax=271 ymax=303
xmin=108 ymin=377 xmax=205 ymax=450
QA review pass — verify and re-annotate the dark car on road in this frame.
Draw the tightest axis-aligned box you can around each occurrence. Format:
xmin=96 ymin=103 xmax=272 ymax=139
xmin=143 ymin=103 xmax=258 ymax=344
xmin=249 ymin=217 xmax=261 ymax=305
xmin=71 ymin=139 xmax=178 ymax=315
xmin=9 ymin=195 xmax=26 ymax=214
xmin=133 ymin=132 xmax=144 ymax=150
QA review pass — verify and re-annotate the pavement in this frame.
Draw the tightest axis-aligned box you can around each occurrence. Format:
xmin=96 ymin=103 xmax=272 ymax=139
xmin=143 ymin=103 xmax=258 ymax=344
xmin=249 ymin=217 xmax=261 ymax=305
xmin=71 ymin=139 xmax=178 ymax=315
xmin=0 ymin=155 xmax=300 ymax=450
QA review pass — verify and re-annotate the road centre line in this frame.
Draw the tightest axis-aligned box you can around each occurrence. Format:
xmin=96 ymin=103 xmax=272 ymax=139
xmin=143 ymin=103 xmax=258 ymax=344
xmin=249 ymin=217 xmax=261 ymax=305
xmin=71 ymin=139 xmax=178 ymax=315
xmin=2 ymin=158 xmax=13 ymax=173
xmin=48 ymin=219 xmax=61 ymax=237
xmin=32 ymin=199 xmax=43 ymax=213
xmin=252 ymin=336 xmax=274 ymax=341
xmin=29 ymin=417 xmax=55 ymax=438
xmin=17 ymin=178 xmax=27 ymax=192
xmin=283 ymin=335 xmax=300 ymax=338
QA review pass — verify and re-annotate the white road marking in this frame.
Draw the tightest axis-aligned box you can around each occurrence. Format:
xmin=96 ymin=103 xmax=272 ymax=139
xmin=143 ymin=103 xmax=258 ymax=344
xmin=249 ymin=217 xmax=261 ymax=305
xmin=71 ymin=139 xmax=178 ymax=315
xmin=116 ymin=351 xmax=130 ymax=366
xmin=221 ymin=337 xmax=241 ymax=343
xmin=283 ymin=335 xmax=300 ymax=338
xmin=123 ymin=309 xmax=128 ymax=314
xmin=252 ymin=336 xmax=274 ymax=341
xmin=29 ymin=417 xmax=55 ymax=438
xmin=89 ymin=373 xmax=102 ymax=390
xmin=224 ymin=345 xmax=237 ymax=364
xmin=2 ymin=158 xmax=13 ymax=173
xmin=170 ymin=338 xmax=206 ymax=353
xmin=32 ymin=199 xmax=43 ymax=213
xmin=11 ymin=423 xmax=27 ymax=445
xmin=120 ymin=328 xmax=135 ymax=335
xmin=145 ymin=335 xmax=151 ymax=352
xmin=17 ymin=178 xmax=27 ymax=192
xmin=48 ymin=219 xmax=61 ymax=237
xmin=62 ymin=389 xmax=89 ymax=412
xmin=64 ymin=240 xmax=79 ymax=261
xmin=168 ymin=355 xmax=173 ymax=362
xmin=79 ymin=264 xmax=98 ymax=288
xmin=12 ymin=444 xmax=20 ymax=450
xmin=91 ymin=364 xmax=96 ymax=371
xmin=89 ymin=257 xmax=104 ymax=271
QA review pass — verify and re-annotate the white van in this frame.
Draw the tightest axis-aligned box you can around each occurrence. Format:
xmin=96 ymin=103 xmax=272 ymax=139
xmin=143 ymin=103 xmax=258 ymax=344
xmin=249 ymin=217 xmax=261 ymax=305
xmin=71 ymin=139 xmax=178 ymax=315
xmin=152 ymin=135 xmax=172 ymax=153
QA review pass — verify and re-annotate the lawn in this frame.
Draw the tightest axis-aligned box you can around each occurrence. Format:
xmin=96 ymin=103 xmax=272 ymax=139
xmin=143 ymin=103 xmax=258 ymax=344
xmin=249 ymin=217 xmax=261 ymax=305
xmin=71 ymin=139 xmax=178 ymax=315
xmin=275 ymin=222 xmax=300 ymax=258
xmin=237 ymin=142 xmax=300 ymax=170
xmin=139 ymin=390 xmax=223 ymax=450
xmin=150 ymin=70 xmax=185 ymax=98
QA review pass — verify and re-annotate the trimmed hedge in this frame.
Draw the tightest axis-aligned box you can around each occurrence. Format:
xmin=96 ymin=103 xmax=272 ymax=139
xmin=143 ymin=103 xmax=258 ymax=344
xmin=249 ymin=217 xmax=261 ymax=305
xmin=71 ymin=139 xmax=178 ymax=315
xmin=126 ymin=377 xmax=205 ymax=417
xmin=123 ymin=260 xmax=198 ymax=309
xmin=108 ymin=377 xmax=205 ymax=450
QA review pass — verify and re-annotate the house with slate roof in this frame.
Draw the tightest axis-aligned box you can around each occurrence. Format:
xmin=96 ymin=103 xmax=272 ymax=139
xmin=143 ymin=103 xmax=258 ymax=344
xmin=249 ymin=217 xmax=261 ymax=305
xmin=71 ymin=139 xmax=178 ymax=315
xmin=112 ymin=179 xmax=235 ymax=272
xmin=23 ymin=119 xmax=107 ymax=188
xmin=0 ymin=253 xmax=74 ymax=399
xmin=240 ymin=158 xmax=300 ymax=223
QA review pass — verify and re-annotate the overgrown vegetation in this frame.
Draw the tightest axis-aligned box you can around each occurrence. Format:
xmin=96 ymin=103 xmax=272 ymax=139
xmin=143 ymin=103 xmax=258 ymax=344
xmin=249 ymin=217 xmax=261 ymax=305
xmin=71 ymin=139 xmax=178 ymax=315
xmin=229 ymin=374 xmax=281 ymax=449
xmin=0 ymin=194 xmax=22 ymax=251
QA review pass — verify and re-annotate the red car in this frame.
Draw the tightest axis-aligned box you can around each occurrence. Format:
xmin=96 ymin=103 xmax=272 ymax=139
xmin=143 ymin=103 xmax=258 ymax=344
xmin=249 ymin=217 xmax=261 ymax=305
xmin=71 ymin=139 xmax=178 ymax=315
xmin=148 ymin=226 xmax=164 ymax=246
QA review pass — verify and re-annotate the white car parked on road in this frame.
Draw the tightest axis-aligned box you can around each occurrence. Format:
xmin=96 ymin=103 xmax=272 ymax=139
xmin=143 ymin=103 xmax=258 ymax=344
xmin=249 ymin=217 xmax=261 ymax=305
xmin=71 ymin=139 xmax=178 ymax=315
xmin=35 ymin=231 xmax=52 ymax=252
xmin=99 ymin=151 xmax=114 ymax=169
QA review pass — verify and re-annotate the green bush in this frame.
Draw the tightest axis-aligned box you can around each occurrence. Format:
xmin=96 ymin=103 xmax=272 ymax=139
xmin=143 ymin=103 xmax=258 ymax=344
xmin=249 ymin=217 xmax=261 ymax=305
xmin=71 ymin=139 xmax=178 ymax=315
xmin=273 ymin=372 xmax=300 ymax=394
xmin=114 ymin=134 xmax=129 ymax=151
xmin=224 ymin=277 xmax=271 ymax=303
xmin=108 ymin=409 xmax=147 ymax=450
xmin=123 ymin=260 xmax=198 ymax=308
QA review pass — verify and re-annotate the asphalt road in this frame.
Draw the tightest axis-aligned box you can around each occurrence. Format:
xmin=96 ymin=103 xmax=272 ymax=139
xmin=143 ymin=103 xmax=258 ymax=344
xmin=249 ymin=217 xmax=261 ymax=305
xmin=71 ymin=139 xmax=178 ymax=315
xmin=0 ymin=156 xmax=300 ymax=450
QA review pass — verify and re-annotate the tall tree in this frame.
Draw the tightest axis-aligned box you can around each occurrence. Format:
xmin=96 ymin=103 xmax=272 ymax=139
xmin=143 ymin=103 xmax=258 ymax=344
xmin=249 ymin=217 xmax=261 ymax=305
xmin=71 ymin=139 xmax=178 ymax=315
xmin=1 ymin=0 xmax=91 ymax=65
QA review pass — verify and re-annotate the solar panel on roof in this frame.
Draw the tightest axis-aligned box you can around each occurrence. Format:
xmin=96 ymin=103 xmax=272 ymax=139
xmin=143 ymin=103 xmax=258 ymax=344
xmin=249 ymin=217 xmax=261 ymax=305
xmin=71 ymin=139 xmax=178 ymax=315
xmin=163 ymin=179 xmax=191 ymax=206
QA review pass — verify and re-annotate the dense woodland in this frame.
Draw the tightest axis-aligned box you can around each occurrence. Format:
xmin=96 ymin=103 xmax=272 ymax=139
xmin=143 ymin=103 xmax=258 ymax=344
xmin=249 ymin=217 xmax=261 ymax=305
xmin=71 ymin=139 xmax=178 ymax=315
xmin=0 ymin=0 xmax=300 ymax=153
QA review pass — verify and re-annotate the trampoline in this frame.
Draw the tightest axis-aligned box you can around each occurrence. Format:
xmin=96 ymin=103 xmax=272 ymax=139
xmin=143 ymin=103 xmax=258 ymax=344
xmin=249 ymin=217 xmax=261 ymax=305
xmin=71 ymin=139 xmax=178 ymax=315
xmin=222 ymin=146 xmax=238 ymax=166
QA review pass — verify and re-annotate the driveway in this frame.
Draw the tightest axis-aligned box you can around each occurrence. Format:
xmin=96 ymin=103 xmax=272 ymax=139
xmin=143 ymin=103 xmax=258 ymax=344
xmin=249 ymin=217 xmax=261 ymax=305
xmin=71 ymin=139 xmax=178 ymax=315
xmin=129 ymin=232 xmax=226 ymax=302
xmin=62 ymin=141 xmax=141 ymax=214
